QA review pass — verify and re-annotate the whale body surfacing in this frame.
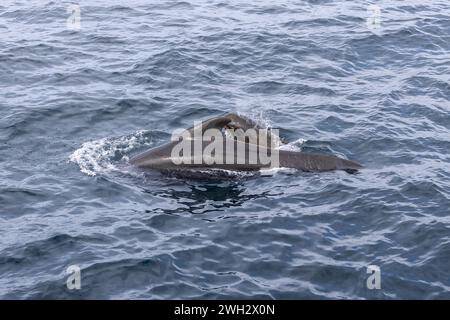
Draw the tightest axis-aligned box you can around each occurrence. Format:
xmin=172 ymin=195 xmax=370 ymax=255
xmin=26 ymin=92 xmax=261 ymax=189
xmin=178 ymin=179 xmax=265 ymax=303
xmin=129 ymin=113 xmax=363 ymax=176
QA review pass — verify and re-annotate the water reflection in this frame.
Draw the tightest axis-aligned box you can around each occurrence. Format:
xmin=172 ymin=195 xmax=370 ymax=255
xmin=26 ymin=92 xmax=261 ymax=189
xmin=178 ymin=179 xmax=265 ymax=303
xmin=143 ymin=178 xmax=271 ymax=215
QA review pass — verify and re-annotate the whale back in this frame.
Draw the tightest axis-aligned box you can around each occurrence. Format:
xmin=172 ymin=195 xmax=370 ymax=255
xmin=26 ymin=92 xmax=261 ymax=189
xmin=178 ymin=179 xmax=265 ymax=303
xmin=129 ymin=113 xmax=363 ymax=174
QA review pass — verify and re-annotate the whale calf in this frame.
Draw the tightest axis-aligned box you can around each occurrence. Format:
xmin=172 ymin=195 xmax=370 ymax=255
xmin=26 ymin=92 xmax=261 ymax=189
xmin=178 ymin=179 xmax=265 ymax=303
xmin=130 ymin=113 xmax=363 ymax=176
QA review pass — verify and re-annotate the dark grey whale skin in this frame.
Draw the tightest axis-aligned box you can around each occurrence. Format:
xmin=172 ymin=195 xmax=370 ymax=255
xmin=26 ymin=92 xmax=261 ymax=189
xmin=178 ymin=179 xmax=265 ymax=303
xmin=129 ymin=113 xmax=363 ymax=174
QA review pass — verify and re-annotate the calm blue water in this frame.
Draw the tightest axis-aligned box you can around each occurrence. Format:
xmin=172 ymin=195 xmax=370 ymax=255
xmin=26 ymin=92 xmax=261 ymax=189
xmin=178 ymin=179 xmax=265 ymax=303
xmin=1 ymin=0 xmax=449 ymax=299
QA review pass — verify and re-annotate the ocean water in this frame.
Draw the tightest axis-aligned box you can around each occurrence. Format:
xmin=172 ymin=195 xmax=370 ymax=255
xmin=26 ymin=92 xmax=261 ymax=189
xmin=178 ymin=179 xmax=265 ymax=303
xmin=1 ymin=0 xmax=449 ymax=299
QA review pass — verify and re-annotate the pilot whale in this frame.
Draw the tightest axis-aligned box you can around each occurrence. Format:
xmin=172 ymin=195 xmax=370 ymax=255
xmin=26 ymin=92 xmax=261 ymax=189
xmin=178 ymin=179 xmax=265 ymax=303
xmin=129 ymin=113 xmax=363 ymax=175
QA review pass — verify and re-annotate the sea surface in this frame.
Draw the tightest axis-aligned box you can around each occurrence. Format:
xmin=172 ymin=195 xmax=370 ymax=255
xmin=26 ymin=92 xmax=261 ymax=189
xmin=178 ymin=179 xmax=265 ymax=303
xmin=1 ymin=0 xmax=449 ymax=299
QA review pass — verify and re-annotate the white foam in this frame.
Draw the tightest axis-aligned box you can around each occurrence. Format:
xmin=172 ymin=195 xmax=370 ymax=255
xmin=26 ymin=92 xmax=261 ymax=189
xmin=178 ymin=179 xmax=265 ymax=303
xmin=235 ymin=110 xmax=289 ymax=149
xmin=279 ymin=138 xmax=307 ymax=151
xmin=260 ymin=167 xmax=298 ymax=176
xmin=69 ymin=130 xmax=152 ymax=176
xmin=193 ymin=168 xmax=255 ymax=178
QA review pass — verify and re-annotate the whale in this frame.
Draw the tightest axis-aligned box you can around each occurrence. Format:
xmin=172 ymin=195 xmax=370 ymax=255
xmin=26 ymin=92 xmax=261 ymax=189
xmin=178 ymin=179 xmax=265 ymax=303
xmin=129 ymin=113 xmax=363 ymax=176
